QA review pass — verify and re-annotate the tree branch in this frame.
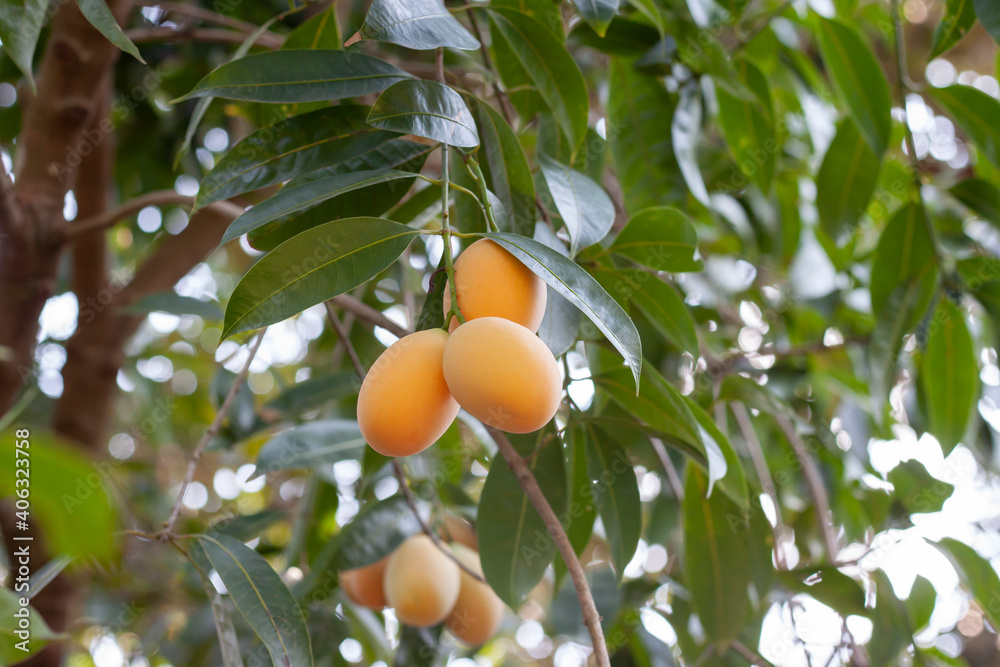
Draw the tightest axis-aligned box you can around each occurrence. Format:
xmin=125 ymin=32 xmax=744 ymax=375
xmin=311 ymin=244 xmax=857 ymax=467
xmin=329 ymin=294 xmax=409 ymax=338
xmin=730 ymin=639 xmax=776 ymax=667
xmin=775 ymin=415 xmax=839 ymax=562
xmin=126 ymin=26 xmax=283 ymax=49
xmin=161 ymin=330 xmax=266 ymax=537
xmin=132 ymin=0 xmax=266 ymax=34
xmin=488 ymin=427 xmax=610 ymax=667
xmin=66 ymin=190 xmax=203 ymax=240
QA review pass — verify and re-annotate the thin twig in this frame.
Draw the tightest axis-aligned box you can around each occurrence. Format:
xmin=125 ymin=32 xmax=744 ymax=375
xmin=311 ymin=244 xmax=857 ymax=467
xmin=67 ymin=191 xmax=243 ymax=240
xmin=775 ymin=415 xmax=838 ymax=562
xmin=329 ymin=294 xmax=409 ymax=338
xmin=132 ymin=0 xmax=266 ymax=34
xmin=650 ymin=438 xmax=684 ymax=501
xmin=391 ymin=460 xmax=487 ymax=584
xmin=324 ymin=302 xmax=364 ymax=377
xmin=161 ymin=330 xmax=266 ymax=538
xmin=488 ymin=428 xmax=611 ymax=667
xmin=731 ymin=639 xmax=776 ymax=667
xmin=731 ymin=401 xmax=786 ymax=570
xmin=126 ymin=26 xmax=283 ymax=49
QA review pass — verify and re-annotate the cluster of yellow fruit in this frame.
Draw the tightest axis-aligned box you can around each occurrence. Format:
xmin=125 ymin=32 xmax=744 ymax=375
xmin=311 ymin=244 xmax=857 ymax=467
xmin=357 ymin=239 xmax=563 ymax=457
xmin=338 ymin=518 xmax=504 ymax=645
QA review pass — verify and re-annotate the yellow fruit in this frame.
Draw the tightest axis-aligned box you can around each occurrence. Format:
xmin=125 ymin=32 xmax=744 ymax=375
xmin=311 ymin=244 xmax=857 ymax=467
xmin=357 ymin=329 xmax=460 ymax=457
xmin=443 ymin=239 xmax=546 ymax=332
xmin=439 ymin=515 xmax=478 ymax=552
xmin=339 ymin=557 xmax=388 ymax=610
xmin=384 ymin=535 xmax=461 ymax=627
xmin=445 ymin=545 xmax=505 ymax=645
xmin=442 ymin=317 xmax=561 ymax=433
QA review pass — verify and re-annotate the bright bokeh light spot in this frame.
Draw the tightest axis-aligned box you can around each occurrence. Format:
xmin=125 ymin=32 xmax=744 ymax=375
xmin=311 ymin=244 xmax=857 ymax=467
xmin=109 ymin=433 xmax=135 ymax=460
xmin=38 ymin=292 xmax=79 ymax=341
xmin=516 ymin=620 xmax=545 ymax=649
xmin=137 ymin=355 xmax=174 ymax=382
xmin=204 ymin=127 xmax=229 ymax=152
xmin=213 ymin=468 xmax=240 ymax=500
xmin=175 ymin=175 xmax=199 ymax=196
xmin=171 ymin=368 xmax=198 ymax=395
xmin=237 ymin=463 xmax=265 ymax=493
xmin=91 ymin=634 xmax=125 ymax=667
xmin=182 ymin=481 xmax=209 ymax=510
xmin=137 ymin=206 xmax=162 ymax=233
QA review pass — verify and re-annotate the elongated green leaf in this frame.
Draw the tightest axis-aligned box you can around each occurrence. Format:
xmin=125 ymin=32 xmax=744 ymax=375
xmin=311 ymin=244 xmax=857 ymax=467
xmin=368 ymin=79 xmax=478 ymax=148
xmin=177 ymin=51 xmax=409 ymax=104
xmin=584 ymin=423 xmax=640 ymax=581
xmin=223 ymin=218 xmax=420 ymax=339
xmin=470 ymin=98 xmax=536 ymax=236
xmin=283 ymin=6 xmax=340 ymax=49
xmin=779 ymin=567 xmax=868 ymax=617
xmin=951 ymin=177 xmax=1000 ymax=227
xmin=922 ymin=300 xmax=977 ymax=455
xmin=932 ymin=84 xmax=1000 ymax=169
xmin=815 ymin=16 xmax=892 ymax=156
xmin=596 ymin=268 xmax=697 ymax=353
xmin=611 ymin=206 xmax=702 ymax=273
xmin=479 ymin=428 xmax=567 ymax=607
xmin=0 ymin=430 xmax=117 ymax=561
xmin=252 ymin=420 xmax=365 ymax=480
xmin=870 ymin=203 xmax=936 ymax=316
xmin=714 ymin=77 xmax=775 ymax=192
xmin=189 ymin=534 xmax=313 ymax=667
xmin=906 ymin=575 xmax=936 ymax=632
xmin=480 ymin=231 xmax=642 ymax=389
xmin=488 ymin=7 xmax=589 ymax=146
xmin=672 ymin=82 xmax=711 ymax=206
xmin=683 ymin=465 xmax=751 ymax=644
xmin=394 ymin=626 xmax=441 ymax=667
xmin=361 ymin=0 xmax=480 ymax=50
xmin=573 ymin=0 xmax=620 ymax=36
xmin=126 ymin=292 xmax=224 ymax=321
xmin=191 ymin=563 xmax=245 ymax=667
xmin=0 ymin=0 xmax=47 ymax=84
xmin=250 ymin=140 xmax=432 ymax=251
xmin=75 ymin=0 xmax=144 ymax=63
xmin=0 ymin=589 xmax=59 ymax=664
xmin=338 ymin=496 xmax=422 ymax=569
xmin=562 ymin=424 xmax=598 ymax=568
xmin=817 ymin=118 xmax=881 ymax=242
xmin=870 ymin=266 xmax=938 ymax=406
xmin=973 ymin=0 xmax=1000 ymax=45
xmin=931 ymin=537 xmax=1000 ymax=630
xmin=197 ymin=106 xmax=397 ymax=208
xmin=932 ymin=0 xmax=977 ymax=58
xmin=266 ymin=374 xmax=359 ymax=414
xmin=539 ymin=154 xmax=614 ymax=255
xmin=607 ymin=57 xmax=684 ymax=212
xmin=224 ymin=170 xmax=419 ymax=245
xmin=869 ymin=570 xmax=912 ymax=665
xmin=684 ymin=395 xmax=748 ymax=507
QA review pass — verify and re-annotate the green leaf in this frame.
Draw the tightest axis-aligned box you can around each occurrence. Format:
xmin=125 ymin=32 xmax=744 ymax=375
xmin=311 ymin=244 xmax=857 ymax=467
xmin=0 ymin=429 xmax=117 ymax=561
xmin=176 ymin=51 xmax=410 ymax=104
xmin=714 ymin=77 xmax=775 ymax=192
xmin=869 ymin=570 xmax=912 ymax=665
xmin=0 ymin=0 xmax=47 ymax=84
xmin=191 ymin=563 xmax=245 ymax=667
xmin=283 ymin=6 xmax=341 ymax=50
xmin=0 ymin=589 xmax=60 ymax=663
xmin=870 ymin=266 xmax=938 ymax=407
xmin=607 ymin=57 xmax=684 ymax=212
xmin=368 ymin=79 xmax=478 ymax=148
xmin=922 ymin=299 xmax=978 ymax=454
xmin=584 ymin=423 xmax=640 ymax=581
xmin=598 ymin=268 xmax=697 ymax=353
xmin=394 ymin=626 xmax=441 ymax=667
xmin=973 ymin=0 xmax=1000 ymax=45
xmin=224 ymin=170 xmax=419 ymax=245
xmin=197 ymin=106 xmax=397 ymax=208
xmin=361 ymin=0 xmax=480 ymax=50
xmin=479 ymin=428 xmax=567 ymax=607
xmin=815 ymin=16 xmax=892 ymax=156
xmin=222 ymin=218 xmax=420 ymax=339
xmin=610 ymin=206 xmax=703 ymax=273
xmin=480 ymin=231 xmax=642 ymax=389
xmin=249 ymin=140 xmax=432 ymax=251
xmin=562 ymin=424 xmax=598 ymax=568
xmin=539 ymin=154 xmax=614 ymax=255
xmin=209 ymin=510 xmax=286 ymax=542
xmin=488 ymin=7 xmax=590 ymax=146
xmin=126 ymin=292 xmax=224 ymax=321
xmin=573 ymin=0 xmax=620 ymax=37
xmin=932 ymin=0 xmax=977 ymax=58
xmin=870 ymin=203 xmax=936 ymax=316
xmin=683 ymin=465 xmax=751 ymax=645
xmin=338 ymin=496 xmax=422 ymax=569
xmin=817 ymin=117 xmax=880 ymax=242
xmin=265 ymin=373 xmax=359 ymax=413
xmin=470 ymin=98 xmax=536 ymax=236
xmin=932 ymin=84 xmax=1000 ymax=169
xmin=951 ymin=177 xmax=1000 ymax=226
xmin=74 ymin=0 xmax=145 ymax=63
xmin=887 ymin=460 xmax=954 ymax=514
xmin=252 ymin=420 xmax=366 ymax=481
xmin=188 ymin=534 xmax=313 ymax=667
xmin=930 ymin=537 xmax=1000 ymax=630
xmin=906 ymin=575 xmax=936 ymax=632
xmin=779 ymin=567 xmax=868 ymax=617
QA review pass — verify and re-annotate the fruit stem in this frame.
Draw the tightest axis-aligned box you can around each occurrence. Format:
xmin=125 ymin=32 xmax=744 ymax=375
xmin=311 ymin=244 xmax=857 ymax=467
xmin=441 ymin=145 xmax=466 ymax=327
xmin=464 ymin=157 xmax=500 ymax=233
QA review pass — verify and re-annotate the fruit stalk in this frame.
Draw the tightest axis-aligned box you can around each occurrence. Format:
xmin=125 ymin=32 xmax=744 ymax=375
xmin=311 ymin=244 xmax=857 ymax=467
xmin=466 ymin=157 xmax=500 ymax=232
xmin=440 ymin=145 xmax=466 ymax=327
